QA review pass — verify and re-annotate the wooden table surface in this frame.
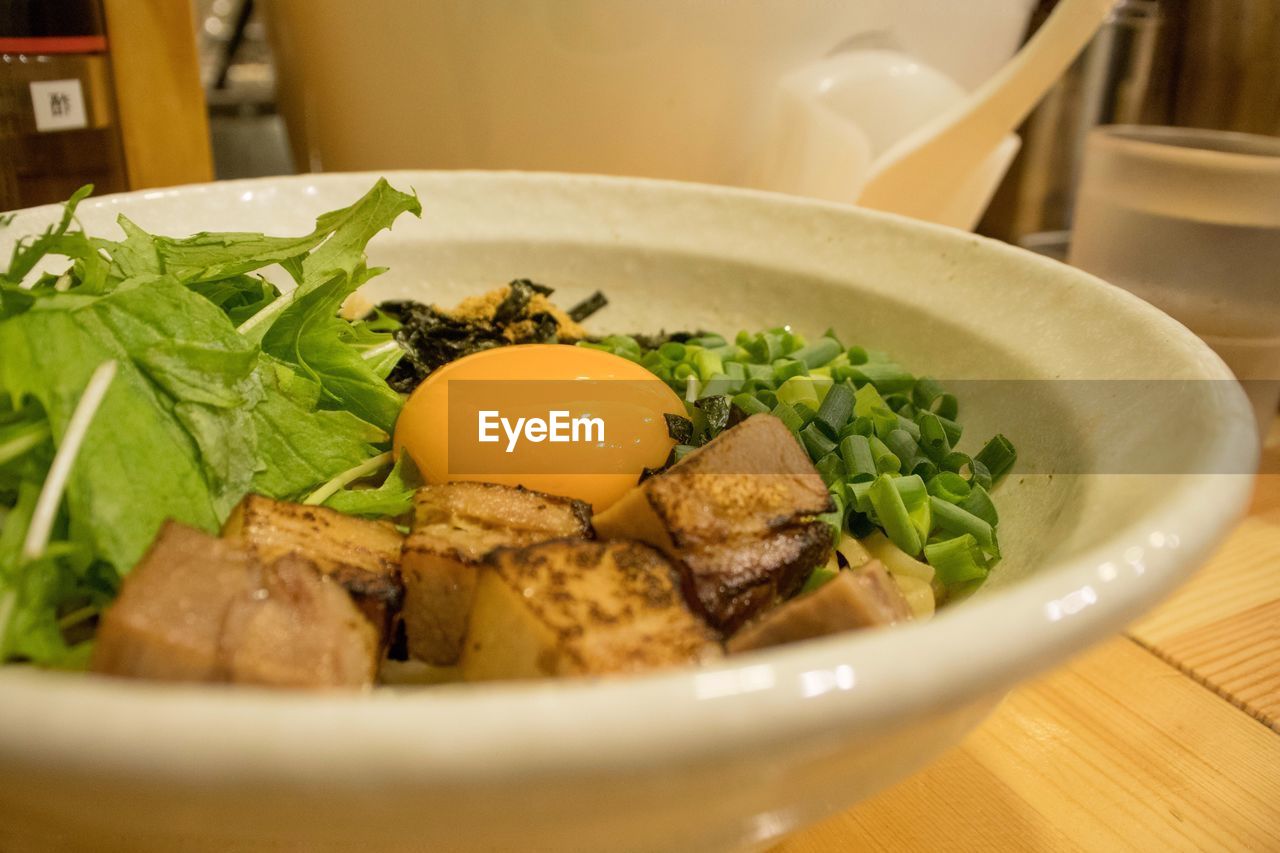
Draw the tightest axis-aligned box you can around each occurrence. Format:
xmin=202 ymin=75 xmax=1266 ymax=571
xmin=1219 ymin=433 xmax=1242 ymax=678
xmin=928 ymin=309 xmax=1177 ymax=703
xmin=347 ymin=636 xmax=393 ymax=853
xmin=778 ymin=421 xmax=1280 ymax=853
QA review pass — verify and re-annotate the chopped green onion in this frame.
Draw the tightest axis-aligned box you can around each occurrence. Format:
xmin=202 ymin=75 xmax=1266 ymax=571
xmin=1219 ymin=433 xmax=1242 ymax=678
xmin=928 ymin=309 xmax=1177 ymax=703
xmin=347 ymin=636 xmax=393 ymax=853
xmin=894 ymin=413 xmax=922 ymax=441
xmin=815 ymin=452 xmax=846 ymax=487
xmin=869 ymin=406 xmax=900 ymax=440
xmin=800 ymin=422 xmax=837 ymax=460
xmin=844 ymin=415 xmax=873 ymax=438
xmin=772 ymin=358 xmax=806 ymax=383
xmin=868 ymin=473 xmax=922 ymax=556
xmin=969 ymin=458 xmax=993 ymax=491
xmin=868 ymin=435 xmax=901 ymax=474
xmin=940 ymin=450 xmax=971 ymax=474
xmin=658 ymin=341 xmax=686 ymax=361
xmin=927 ymin=471 xmax=971 ymax=504
xmin=777 ymin=375 xmax=820 ymax=409
xmin=771 ymin=401 xmax=805 ymax=437
xmin=848 ymin=362 xmax=915 ymax=393
xmin=883 ymin=429 xmax=921 ymax=469
xmin=744 ymin=362 xmax=774 ymax=385
xmin=792 ymin=336 xmax=843 ymax=368
xmin=695 ymin=348 xmax=724 ymax=380
xmin=852 ymin=382 xmax=887 ymax=418
xmin=892 ymin=473 xmax=931 ymax=541
xmin=731 ymin=393 xmax=771 ymax=417
xmin=912 ymin=377 xmax=959 ymax=420
xmin=908 ymin=457 xmax=938 ymax=481
xmin=916 ymin=412 xmax=951 ymax=462
xmin=814 ymin=381 xmax=854 ymax=439
xmin=746 ymin=332 xmax=786 ymax=362
xmin=960 ymin=484 xmax=999 ymax=527
xmin=792 ymin=401 xmax=819 ymax=424
xmin=924 ymin=534 xmax=988 ymax=585
xmin=974 ymin=434 xmax=1017 ymax=484
xmin=699 ymin=374 xmax=739 ymax=398
xmin=847 ymin=480 xmax=873 ymax=514
xmin=840 ymin=434 xmax=877 ymax=483
xmin=936 ymin=414 xmax=963 ymax=445
xmin=929 ymin=496 xmax=996 ymax=552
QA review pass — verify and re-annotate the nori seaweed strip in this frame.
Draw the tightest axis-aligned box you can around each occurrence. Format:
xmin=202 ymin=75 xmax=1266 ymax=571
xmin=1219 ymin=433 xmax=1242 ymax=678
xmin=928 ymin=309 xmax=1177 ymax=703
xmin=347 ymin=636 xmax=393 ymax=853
xmin=512 ymin=277 xmax=554 ymax=296
xmin=567 ymin=290 xmax=608 ymax=322
xmin=380 ymin=300 xmax=509 ymax=393
xmin=695 ymin=395 xmax=732 ymax=437
xmin=624 ymin=330 xmax=709 ymax=350
xmin=493 ymin=279 xmax=536 ymax=324
xmin=377 ymin=281 xmax=608 ymax=393
xmin=664 ymin=413 xmax=694 ymax=444
xmin=526 ymin=311 xmax=561 ymax=342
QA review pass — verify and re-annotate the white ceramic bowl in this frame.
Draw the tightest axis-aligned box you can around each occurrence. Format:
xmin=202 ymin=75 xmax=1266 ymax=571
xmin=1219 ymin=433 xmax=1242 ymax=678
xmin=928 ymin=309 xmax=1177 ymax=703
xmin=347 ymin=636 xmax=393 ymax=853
xmin=0 ymin=173 xmax=1257 ymax=852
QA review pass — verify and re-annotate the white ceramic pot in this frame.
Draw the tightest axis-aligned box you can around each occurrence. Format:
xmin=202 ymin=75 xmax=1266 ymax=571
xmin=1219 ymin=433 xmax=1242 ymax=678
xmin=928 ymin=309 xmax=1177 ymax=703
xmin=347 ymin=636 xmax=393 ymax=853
xmin=266 ymin=0 xmax=1032 ymax=218
xmin=0 ymin=172 xmax=1257 ymax=852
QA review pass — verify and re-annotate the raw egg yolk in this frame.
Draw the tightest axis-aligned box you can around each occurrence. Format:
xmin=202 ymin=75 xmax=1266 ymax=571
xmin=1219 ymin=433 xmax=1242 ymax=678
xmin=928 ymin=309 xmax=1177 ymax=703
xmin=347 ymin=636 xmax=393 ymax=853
xmin=393 ymin=344 xmax=687 ymax=511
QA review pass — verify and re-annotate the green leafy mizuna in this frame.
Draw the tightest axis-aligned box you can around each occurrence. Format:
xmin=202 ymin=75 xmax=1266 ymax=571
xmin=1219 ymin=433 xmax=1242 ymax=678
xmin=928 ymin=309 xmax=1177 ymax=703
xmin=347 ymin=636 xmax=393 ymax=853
xmin=0 ymin=181 xmax=421 ymax=666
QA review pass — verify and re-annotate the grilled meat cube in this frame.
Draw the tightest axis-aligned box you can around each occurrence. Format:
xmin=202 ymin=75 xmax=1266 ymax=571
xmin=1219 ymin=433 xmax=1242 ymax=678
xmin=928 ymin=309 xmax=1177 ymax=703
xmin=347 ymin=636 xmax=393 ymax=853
xmin=91 ymin=523 xmax=381 ymax=688
xmin=727 ymin=561 xmax=912 ymax=653
xmin=220 ymin=555 xmax=380 ymax=688
xmin=592 ymin=414 xmax=835 ymax=632
xmin=461 ymin=539 xmax=720 ymax=680
xmin=91 ymin=522 xmax=258 ymax=682
xmin=681 ymin=522 xmax=834 ymax=631
xmin=401 ymin=482 xmax=591 ymax=665
xmin=221 ymin=494 xmax=405 ymax=645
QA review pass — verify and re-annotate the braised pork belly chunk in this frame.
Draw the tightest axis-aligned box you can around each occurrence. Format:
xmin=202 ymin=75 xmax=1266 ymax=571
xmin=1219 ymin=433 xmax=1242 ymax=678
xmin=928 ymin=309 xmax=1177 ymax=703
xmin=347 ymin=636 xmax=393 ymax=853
xmin=400 ymin=482 xmax=591 ymax=665
xmin=221 ymin=495 xmax=405 ymax=646
xmin=91 ymin=522 xmax=379 ymax=688
xmin=219 ymin=555 xmax=380 ymax=688
xmin=462 ymin=539 xmax=720 ymax=680
xmin=90 ymin=522 xmax=258 ymax=682
xmin=593 ymin=414 xmax=835 ymax=633
xmin=727 ymin=560 xmax=911 ymax=653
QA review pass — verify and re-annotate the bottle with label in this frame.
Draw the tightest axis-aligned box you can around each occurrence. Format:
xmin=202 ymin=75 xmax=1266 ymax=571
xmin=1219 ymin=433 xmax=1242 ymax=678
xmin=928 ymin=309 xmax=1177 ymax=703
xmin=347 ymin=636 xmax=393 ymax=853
xmin=0 ymin=0 xmax=128 ymax=210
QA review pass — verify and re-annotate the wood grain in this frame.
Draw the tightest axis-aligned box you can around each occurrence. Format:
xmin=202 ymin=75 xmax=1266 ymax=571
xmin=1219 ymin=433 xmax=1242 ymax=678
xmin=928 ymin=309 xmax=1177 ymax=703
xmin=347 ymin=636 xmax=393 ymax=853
xmin=776 ymin=637 xmax=1280 ymax=853
xmin=101 ymin=0 xmax=213 ymax=190
xmin=1129 ymin=473 xmax=1280 ymax=731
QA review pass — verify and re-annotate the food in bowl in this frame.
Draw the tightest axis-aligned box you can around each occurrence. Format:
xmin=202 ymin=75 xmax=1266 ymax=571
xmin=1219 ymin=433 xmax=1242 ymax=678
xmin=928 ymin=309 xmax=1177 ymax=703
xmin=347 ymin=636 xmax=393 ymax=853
xmin=0 ymin=180 xmax=1015 ymax=687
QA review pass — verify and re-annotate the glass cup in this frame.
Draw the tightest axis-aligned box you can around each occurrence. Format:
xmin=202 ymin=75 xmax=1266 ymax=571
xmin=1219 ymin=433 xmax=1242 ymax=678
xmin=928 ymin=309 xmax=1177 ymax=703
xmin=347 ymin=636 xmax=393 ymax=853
xmin=1068 ymin=125 xmax=1280 ymax=443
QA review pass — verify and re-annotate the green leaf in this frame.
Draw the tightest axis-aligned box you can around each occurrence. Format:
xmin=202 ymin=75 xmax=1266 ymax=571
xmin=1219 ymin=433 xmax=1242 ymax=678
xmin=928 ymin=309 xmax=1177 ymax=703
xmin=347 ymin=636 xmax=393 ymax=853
xmin=323 ymin=452 xmax=421 ymax=518
xmin=106 ymin=216 xmax=162 ymax=279
xmin=147 ymin=178 xmax=421 ymax=285
xmin=0 ymin=557 xmax=74 ymax=665
xmin=248 ymin=356 xmax=381 ymax=500
xmin=0 ymin=307 xmax=222 ymax=570
xmin=262 ymin=274 xmax=404 ymax=432
xmin=301 ymin=179 xmax=421 ymax=283
xmin=0 ymin=180 xmax=419 ymax=665
xmin=338 ymin=318 xmax=404 ymax=380
xmin=187 ymin=275 xmax=281 ymax=326
xmin=2 ymin=185 xmax=93 ymax=286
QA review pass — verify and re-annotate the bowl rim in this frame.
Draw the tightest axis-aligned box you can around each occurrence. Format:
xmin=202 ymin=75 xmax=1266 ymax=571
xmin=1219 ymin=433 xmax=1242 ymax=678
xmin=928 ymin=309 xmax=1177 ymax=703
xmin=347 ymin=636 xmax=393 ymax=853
xmin=0 ymin=170 xmax=1259 ymax=783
